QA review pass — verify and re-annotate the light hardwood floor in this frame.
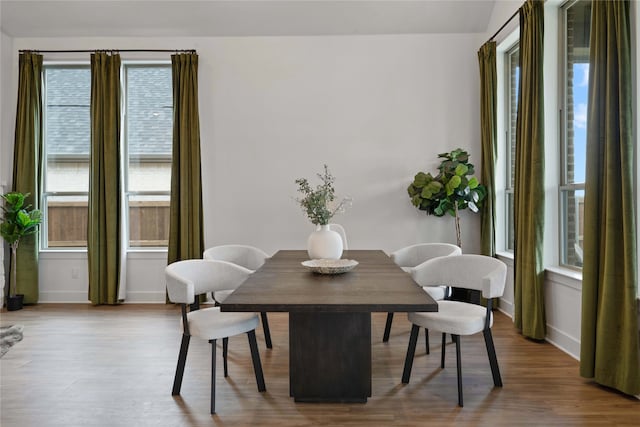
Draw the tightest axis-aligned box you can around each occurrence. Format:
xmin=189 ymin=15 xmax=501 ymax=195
xmin=1 ymin=304 xmax=638 ymax=426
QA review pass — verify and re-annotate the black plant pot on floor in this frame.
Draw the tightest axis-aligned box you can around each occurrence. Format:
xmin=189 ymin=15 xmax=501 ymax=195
xmin=6 ymin=294 xmax=24 ymax=311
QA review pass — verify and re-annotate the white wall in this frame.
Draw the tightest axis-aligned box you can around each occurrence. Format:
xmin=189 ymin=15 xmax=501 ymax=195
xmin=2 ymin=34 xmax=484 ymax=302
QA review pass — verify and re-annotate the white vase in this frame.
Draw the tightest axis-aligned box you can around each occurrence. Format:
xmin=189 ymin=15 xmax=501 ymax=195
xmin=307 ymin=224 xmax=343 ymax=260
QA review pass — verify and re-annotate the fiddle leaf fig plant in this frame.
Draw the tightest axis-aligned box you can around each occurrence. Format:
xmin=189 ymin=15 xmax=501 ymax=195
xmin=407 ymin=149 xmax=486 ymax=248
xmin=1 ymin=192 xmax=42 ymax=297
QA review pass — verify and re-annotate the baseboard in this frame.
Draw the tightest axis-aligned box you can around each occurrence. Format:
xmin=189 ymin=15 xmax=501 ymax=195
xmin=497 ymin=299 xmax=580 ymax=360
xmin=39 ymin=291 xmax=90 ymax=303
xmin=545 ymin=323 xmax=580 ymax=360
xmin=498 ymin=297 xmax=513 ymax=317
xmin=123 ymin=291 xmax=167 ymax=303
xmin=39 ymin=290 xmax=167 ymax=303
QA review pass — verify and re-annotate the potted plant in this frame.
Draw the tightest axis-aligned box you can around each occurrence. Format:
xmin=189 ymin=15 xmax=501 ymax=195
xmin=407 ymin=148 xmax=486 ymax=249
xmin=295 ymin=165 xmax=351 ymax=259
xmin=1 ymin=192 xmax=42 ymax=311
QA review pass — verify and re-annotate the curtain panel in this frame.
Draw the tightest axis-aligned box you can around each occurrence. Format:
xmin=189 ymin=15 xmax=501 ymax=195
xmin=11 ymin=51 xmax=43 ymax=304
xmin=167 ymin=53 xmax=204 ymax=266
xmin=478 ymin=41 xmax=497 ymax=257
xmin=88 ymin=52 xmax=122 ymax=305
xmin=579 ymin=0 xmax=639 ymax=396
xmin=513 ymin=0 xmax=546 ymax=340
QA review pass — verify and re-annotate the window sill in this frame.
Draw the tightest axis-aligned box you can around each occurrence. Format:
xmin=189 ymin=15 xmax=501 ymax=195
xmin=495 ymin=250 xmax=514 ymax=260
xmin=545 ymin=266 xmax=582 ymax=290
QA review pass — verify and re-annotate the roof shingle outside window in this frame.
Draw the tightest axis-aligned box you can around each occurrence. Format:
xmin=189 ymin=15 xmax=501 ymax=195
xmin=46 ymin=66 xmax=172 ymax=157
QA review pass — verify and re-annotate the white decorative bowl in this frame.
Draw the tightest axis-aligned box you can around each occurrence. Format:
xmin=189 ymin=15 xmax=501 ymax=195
xmin=301 ymin=259 xmax=359 ymax=275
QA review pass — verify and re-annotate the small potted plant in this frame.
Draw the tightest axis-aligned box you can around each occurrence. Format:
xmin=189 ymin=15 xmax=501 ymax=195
xmin=295 ymin=165 xmax=351 ymax=259
xmin=1 ymin=192 xmax=42 ymax=311
xmin=407 ymin=148 xmax=486 ymax=249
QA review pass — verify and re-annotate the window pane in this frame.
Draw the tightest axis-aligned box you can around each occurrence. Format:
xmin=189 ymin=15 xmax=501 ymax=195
xmin=126 ymin=66 xmax=173 ymax=192
xmin=561 ymin=188 xmax=584 ymax=267
xmin=565 ymin=0 xmax=590 ymax=185
xmin=46 ymin=195 xmax=88 ymax=247
xmin=44 ymin=66 xmax=90 ymax=249
xmin=126 ymin=65 xmax=172 ymax=248
xmin=128 ymin=195 xmax=170 ymax=247
xmin=45 ymin=67 xmax=91 ymax=192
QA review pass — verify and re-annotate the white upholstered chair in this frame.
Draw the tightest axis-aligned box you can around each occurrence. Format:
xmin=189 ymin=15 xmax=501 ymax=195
xmin=203 ymin=245 xmax=273 ymax=349
xmin=166 ymin=259 xmax=266 ymax=414
xmin=383 ymin=243 xmax=462 ymax=342
xmin=329 ymin=223 xmax=348 ymax=250
xmin=401 ymin=254 xmax=507 ymax=407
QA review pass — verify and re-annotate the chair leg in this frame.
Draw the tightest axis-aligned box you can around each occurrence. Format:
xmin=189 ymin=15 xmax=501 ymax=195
xmin=223 ymin=337 xmax=229 ymax=377
xmin=261 ymin=312 xmax=273 ymax=349
xmin=483 ymin=328 xmax=503 ymax=387
xmin=383 ymin=312 xmax=394 ymax=342
xmin=247 ymin=330 xmax=266 ymax=392
xmin=209 ymin=339 xmax=217 ymax=414
xmin=172 ymin=334 xmax=190 ymax=395
xmin=453 ymin=334 xmax=463 ymax=407
xmin=425 ymin=328 xmax=430 ymax=355
xmin=401 ymin=324 xmax=420 ymax=384
xmin=441 ymin=332 xmax=447 ymax=368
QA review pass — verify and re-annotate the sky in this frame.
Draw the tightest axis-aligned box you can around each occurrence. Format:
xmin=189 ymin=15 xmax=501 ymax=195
xmin=572 ymin=63 xmax=589 ymax=184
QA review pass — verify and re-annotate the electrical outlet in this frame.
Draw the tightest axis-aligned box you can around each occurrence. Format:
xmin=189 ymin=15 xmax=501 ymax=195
xmin=71 ymin=268 xmax=79 ymax=279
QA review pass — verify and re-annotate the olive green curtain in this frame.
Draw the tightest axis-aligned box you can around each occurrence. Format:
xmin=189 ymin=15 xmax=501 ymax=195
xmin=10 ymin=52 xmax=43 ymax=304
xmin=513 ymin=0 xmax=546 ymax=340
xmin=580 ymin=0 xmax=639 ymax=396
xmin=88 ymin=52 xmax=122 ymax=305
xmin=478 ymin=41 xmax=497 ymax=257
xmin=168 ymin=53 xmax=204 ymax=265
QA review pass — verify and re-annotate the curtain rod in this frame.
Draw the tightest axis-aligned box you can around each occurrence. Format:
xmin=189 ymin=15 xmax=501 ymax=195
xmin=19 ymin=49 xmax=196 ymax=54
xmin=487 ymin=9 xmax=519 ymax=44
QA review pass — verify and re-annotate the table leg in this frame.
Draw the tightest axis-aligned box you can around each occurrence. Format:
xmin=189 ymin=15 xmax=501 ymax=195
xmin=289 ymin=312 xmax=371 ymax=402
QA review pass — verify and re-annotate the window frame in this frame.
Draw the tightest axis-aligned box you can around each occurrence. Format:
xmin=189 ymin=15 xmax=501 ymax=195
xmin=41 ymin=63 xmax=91 ymax=250
xmin=122 ymin=62 xmax=172 ymax=250
xmin=504 ymin=43 xmax=519 ymax=253
xmin=558 ymin=0 xmax=589 ymax=270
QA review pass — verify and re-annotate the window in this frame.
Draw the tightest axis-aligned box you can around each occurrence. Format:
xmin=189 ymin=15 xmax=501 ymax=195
xmin=124 ymin=65 xmax=172 ymax=248
xmin=505 ymin=45 xmax=519 ymax=252
xmin=42 ymin=63 xmax=172 ymax=249
xmin=560 ymin=0 xmax=590 ymax=268
xmin=43 ymin=66 xmax=91 ymax=247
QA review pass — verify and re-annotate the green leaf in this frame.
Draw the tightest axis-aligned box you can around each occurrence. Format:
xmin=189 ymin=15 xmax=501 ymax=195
xmin=413 ymin=172 xmax=428 ymax=188
xmin=454 ymin=163 xmax=468 ymax=176
xmin=427 ymin=180 xmax=443 ymax=192
xmin=445 ymin=175 xmax=462 ymax=195
xmin=2 ymin=192 xmax=26 ymax=210
xmin=468 ymin=177 xmax=478 ymax=189
xmin=468 ymin=201 xmax=479 ymax=213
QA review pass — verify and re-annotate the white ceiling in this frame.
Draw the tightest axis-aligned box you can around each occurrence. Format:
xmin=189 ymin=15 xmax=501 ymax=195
xmin=1 ymin=0 xmax=496 ymax=38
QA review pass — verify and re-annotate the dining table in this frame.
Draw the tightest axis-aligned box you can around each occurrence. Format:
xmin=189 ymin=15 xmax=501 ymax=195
xmin=220 ymin=249 xmax=438 ymax=403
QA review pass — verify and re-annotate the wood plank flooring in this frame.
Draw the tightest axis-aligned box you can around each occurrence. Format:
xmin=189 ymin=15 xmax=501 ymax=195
xmin=1 ymin=304 xmax=638 ymax=426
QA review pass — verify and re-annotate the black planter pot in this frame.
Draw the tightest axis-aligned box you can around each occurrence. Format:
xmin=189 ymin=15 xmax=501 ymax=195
xmin=6 ymin=294 xmax=24 ymax=311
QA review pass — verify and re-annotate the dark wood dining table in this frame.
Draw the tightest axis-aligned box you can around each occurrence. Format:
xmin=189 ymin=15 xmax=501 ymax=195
xmin=220 ymin=249 xmax=438 ymax=403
